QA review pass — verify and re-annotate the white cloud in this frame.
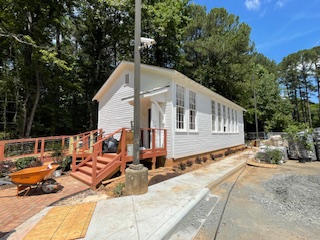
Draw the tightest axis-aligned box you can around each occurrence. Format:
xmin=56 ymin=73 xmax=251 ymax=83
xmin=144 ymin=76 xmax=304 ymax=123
xmin=275 ymin=0 xmax=288 ymax=8
xmin=245 ymin=0 xmax=261 ymax=10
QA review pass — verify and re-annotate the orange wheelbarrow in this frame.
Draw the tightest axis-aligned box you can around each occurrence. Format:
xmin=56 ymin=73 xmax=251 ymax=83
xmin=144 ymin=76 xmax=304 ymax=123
xmin=9 ymin=165 xmax=61 ymax=196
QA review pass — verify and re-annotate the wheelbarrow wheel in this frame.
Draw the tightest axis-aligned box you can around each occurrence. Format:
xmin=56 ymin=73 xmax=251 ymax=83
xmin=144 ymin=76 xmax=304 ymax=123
xmin=41 ymin=179 xmax=58 ymax=193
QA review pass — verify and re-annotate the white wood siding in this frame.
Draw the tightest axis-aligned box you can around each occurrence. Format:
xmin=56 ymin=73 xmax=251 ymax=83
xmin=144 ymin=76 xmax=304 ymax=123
xmin=98 ymin=67 xmax=172 ymax=134
xmin=98 ymin=71 xmax=134 ymax=133
xmin=170 ymin=73 xmax=245 ymax=159
xmin=97 ymin=63 xmax=245 ymax=159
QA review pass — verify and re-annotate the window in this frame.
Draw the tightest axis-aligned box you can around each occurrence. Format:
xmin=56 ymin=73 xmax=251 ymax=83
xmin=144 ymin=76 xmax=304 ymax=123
xmin=223 ymin=105 xmax=226 ymax=132
xmin=218 ymin=103 xmax=221 ymax=132
xmin=211 ymin=100 xmax=216 ymax=131
xmin=231 ymin=109 xmax=234 ymax=133
xmin=125 ymin=74 xmax=129 ymax=84
xmin=227 ymin=107 xmax=230 ymax=132
xmin=234 ymin=110 xmax=238 ymax=132
xmin=176 ymin=85 xmax=185 ymax=129
xmin=189 ymin=90 xmax=196 ymax=130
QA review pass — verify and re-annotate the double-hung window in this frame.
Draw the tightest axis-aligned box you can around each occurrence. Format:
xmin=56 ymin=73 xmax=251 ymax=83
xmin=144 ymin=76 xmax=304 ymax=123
xmin=218 ymin=103 xmax=222 ymax=132
xmin=211 ymin=100 xmax=216 ymax=131
xmin=189 ymin=90 xmax=196 ymax=130
xmin=223 ymin=105 xmax=226 ymax=132
xmin=176 ymin=85 xmax=185 ymax=130
xmin=227 ymin=107 xmax=230 ymax=132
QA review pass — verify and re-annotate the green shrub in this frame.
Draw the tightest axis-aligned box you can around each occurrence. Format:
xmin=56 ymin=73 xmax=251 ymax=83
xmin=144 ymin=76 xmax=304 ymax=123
xmin=113 ymin=182 xmax=125 ymax=197
xmin=60 ymin=156 xmax=72 ymax=172
xmin=178 ymin=162 xmax=187 ymax=170
xmin=186 ymin=160 xmax=193 ymax=167
xmin=15 ymin=156 xmax=42 ymax=170
xmin=256 ymin=149 xmax=283 ymax=164
xmin=195 ymin=156 xmax=202 ymax=164
xmin=51 ymin=144 xmax=65 ymax=163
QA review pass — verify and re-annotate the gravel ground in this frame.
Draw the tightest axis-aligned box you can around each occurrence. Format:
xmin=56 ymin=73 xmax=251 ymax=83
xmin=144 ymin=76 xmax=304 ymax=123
xmin=194 ymin=161 xmax=320 ymax=240
xmin=252 ymin=174 xmax=320 ymax=227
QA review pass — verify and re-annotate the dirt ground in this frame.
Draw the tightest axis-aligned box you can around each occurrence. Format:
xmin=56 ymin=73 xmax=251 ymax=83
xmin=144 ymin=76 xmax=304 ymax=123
xmin=195 ymin=160 xmax=320 ymax=240
xmin=52 ymin=153 xmax=227 ymax=206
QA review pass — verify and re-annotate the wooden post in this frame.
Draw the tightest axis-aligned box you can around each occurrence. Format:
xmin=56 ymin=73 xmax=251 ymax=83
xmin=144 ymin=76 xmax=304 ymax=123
xmin=0 ymin=141 xmax=5 ymax=161
xmin=69 ymin=137 xmax=74 ymax=154
xmin=92 ymin=144 xmax=97 ymax=186
xmin=40 ymin=139 xmax=45 ymax=162
xmin=120 ymin=129 xmax=127 ymax=175
xmin=76 ymin=136 xmax=79 ymax=153
xmin=151 ymin=129 xmax=156 ymax=170
xmin=72 ymin=141 xmax=77 ymax=172
xmin=34 ymin=139 xmax=38 ymax=155
xmin=89 ymin=132 xmax=94 ymax=153
xmin=61 ymin=137 xmax=65 ymax=148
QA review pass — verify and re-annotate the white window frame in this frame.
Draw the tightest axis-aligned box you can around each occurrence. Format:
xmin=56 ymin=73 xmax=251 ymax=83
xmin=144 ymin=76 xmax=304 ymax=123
xmin=218 ymin=103 xmax=222 ymax=132
xmin=176 ymin=85 xmax=185 ymax=130
xmin=189 ymin=90 xmax=196 ymax=130
xmin=234 ymin=110 xmax=238 ymax=132
xmin=231 ymin=109 xmax=234 ymax=133
xmin=227 ymin=107 xmax=230 ymax=132
xmin=223 ymin=105 xmax=226 ymax=132
xmin=211 ymin=100 xmax=216 ymax=132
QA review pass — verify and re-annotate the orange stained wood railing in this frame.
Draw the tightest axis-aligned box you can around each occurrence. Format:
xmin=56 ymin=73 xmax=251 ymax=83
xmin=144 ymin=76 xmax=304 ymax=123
xmin=68 ymin=128 xmax=103 ymax=155
xmin=71 ymin=128 xmax=125 ymax=188
xmin=71 ymin=128 xmax=167 ymax=188
xmin=0 ymin=135 xmax=70 ymax=162
xmin=0 ymin=129 xmax=103 ymax=162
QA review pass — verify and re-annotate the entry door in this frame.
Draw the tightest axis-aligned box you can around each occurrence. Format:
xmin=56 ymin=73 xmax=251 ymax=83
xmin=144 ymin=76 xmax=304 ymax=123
xmin=147 ymin=108 xmax=151 ymax=149
xmin=150 ymin=102 xmax=164 ymax=148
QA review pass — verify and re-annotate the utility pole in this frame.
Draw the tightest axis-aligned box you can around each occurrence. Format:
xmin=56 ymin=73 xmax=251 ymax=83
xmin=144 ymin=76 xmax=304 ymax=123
xmin=125 ymin=0 xmax=148 ymax=195
xmin=252 ymin=72 xmax=259 ymax=142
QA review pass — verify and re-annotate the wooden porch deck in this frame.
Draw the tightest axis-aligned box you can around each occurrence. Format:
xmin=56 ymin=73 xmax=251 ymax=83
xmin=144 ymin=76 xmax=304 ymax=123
xmin=0 ymin=128 xmax=167 ymax=188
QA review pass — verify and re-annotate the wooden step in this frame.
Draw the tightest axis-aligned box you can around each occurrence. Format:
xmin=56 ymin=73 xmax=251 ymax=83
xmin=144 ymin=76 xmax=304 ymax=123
xmin=70 ymin=171 xmax=92 ymax=185
xmin=85 ymin=161 xmax=108 ymax=170
xmin=102 ymin=153 xmax=117 ymax=158
xmin=97 ymin=156 xmax=113 ymax=164
xmin=78 ymin=166 xmax=93 ymax=176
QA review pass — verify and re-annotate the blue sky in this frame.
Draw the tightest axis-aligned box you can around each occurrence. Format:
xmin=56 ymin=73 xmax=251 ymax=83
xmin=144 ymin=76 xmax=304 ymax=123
xmin=192 ymin=0 xmax=320 ymax=63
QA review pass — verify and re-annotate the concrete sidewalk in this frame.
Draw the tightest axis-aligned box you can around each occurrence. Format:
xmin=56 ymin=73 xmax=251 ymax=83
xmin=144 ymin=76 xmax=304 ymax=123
xmin=5 ymin=151 xmax=251 ymax=240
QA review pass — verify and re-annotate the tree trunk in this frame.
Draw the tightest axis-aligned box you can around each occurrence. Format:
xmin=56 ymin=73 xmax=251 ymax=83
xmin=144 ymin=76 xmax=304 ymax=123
xmin=25 ymin=69 xmax=41 ymax=138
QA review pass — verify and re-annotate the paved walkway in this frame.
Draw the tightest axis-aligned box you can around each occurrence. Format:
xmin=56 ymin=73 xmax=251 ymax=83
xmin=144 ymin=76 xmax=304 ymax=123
xmin=0 ymin=174 xmax=89 ymax=238
xmin=6 ymin=151 xmax=251 ymax=240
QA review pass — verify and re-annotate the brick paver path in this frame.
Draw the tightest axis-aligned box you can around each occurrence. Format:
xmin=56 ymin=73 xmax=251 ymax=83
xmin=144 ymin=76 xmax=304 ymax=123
xmin=0 ymin=174 xmax=89 ymax=238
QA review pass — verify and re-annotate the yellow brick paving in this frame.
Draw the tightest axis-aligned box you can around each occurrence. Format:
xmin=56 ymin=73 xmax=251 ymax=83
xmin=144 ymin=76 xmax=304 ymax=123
xmin=23 ymin=202 xmax=96 ymax=240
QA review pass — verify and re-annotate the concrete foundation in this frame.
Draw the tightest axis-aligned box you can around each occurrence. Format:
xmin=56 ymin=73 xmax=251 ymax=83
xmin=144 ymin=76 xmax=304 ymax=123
xmin=125 ymin=164 xmax=148 ymax=195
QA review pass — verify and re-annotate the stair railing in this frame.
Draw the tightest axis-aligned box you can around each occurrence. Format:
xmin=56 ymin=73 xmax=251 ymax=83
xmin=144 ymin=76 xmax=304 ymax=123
xmin=90 ymin=128 xmax=124 ymax=185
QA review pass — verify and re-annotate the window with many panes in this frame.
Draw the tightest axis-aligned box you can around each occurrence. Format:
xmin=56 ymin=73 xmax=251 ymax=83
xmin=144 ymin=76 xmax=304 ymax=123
xmin=234 ymin=110 xmax=238 ymax=132
xmin=176 ymin=85 xmax=185 ymax=129
xmin=218 ymin=103 xmax=221 ymax=132
xmin=189 ymin=90 xmax=196 ymax=130
xmin=231 ymin=109 xmax=234 ymax=132
xmin=223 ymin=105 xmax=226 ymax=132
xmin=211 ymin=100 xmax=216 ymax=131
xmin=227 ymin=107 xmax=230 ymax=132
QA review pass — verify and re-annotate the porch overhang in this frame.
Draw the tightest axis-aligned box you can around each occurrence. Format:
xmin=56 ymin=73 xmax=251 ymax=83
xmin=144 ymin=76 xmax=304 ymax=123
xmin=121 ymin=85 xmax=169 ymax=104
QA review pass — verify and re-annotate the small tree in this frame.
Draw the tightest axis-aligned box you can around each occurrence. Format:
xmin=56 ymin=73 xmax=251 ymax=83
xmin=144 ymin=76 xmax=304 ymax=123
xmin=285 ymin=123 xmax=313 ymax=159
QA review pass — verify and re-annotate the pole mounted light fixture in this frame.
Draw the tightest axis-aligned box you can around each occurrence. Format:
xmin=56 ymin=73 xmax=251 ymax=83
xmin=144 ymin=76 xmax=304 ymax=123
xmin=130 ymin=0 xmax=156 ymax=170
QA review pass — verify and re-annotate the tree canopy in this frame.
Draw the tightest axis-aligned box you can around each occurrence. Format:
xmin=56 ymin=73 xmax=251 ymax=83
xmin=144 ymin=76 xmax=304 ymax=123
xmin=0 ymin=0 xmax=317 ymax=139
